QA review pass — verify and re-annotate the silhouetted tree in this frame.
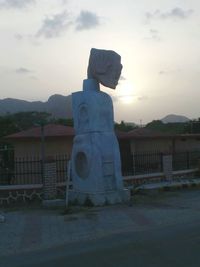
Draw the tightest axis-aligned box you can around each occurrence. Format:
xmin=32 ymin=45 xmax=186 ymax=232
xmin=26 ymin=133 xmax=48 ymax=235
xmin=145 ymin=120 xmax=186 ymax=134
xmin=115 ymin=120 xmax=138 ymax=132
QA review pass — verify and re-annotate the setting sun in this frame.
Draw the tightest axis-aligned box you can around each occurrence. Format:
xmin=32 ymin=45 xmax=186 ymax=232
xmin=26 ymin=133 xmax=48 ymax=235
xmin=117 ymin=81 xmax=135 ymax=104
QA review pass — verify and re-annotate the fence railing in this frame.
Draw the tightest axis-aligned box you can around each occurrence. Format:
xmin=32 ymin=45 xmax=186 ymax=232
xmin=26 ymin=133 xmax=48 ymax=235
xmin=0 ymin=157 xmax=43 ymax=185
xmin=172 ymin=151 xmax=200 ymax=171
xmin=0 ymin=155 xmax=70 ymax=185
xmin=14 ymin=157 xmax=43 ymax=184
xmin=0 ymin=151 xmax=199 ymax=185
xmin=122 ymin=152 xmax=163 ymax=176
xmin=55 ymin=154 xmax=70 ymax=183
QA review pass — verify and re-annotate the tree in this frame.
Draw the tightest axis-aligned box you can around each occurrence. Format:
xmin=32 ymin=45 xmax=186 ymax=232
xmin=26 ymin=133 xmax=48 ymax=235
xmin=53 ymin=118 xmax=74 ymax=127
xmin=145 ymin=120 xmax=186 ymax=134
xmin=0 ymin=111 xmax=52 ymax=140
xmin=184 ymin=120 xmax=200 ymax=134
xmin=115 ymin=120 xmax=138 ymax=132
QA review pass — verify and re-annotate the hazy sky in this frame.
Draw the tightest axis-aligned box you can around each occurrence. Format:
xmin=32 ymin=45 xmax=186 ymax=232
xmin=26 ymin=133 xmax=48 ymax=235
xmin=0 ymin=0 xmax=200 ymax=123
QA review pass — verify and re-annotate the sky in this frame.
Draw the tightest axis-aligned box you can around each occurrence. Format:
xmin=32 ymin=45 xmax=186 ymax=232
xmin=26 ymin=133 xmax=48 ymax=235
xmin=0 ymin=0 xmax=200 ymax=124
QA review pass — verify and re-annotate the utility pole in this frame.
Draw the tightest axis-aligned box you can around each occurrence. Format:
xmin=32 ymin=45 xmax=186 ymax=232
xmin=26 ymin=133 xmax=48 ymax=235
xmin=40 ymin=123 xmax=45 ymax=182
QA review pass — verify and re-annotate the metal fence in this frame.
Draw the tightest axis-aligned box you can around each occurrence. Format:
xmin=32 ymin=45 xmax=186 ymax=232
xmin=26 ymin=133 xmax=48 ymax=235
xmin=122 ymin=152 xmax=163 ymax=176
xmin=0 ymin=155 xmax=70 ymax=185
xmin=55 ymin=154 xmax=70 ymax=183
xmin=172 ymin=151 xmax=200 ymax=171
xmin=121 ymin=151 xmax=200 ymax=176
xmin=0 ymin=151 xmax=200 ymax=185
xmin=0 ymin=146 xmax=14 ymax=185
xmin=0 ymin=157 xmax=43 ymax=185
xmin=14 ymin=157 xmax=43 ymax=184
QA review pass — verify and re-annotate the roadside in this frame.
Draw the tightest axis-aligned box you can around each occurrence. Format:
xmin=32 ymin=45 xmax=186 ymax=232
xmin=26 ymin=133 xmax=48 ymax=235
xmin=1 ymin=188 xmax=200 ymax=258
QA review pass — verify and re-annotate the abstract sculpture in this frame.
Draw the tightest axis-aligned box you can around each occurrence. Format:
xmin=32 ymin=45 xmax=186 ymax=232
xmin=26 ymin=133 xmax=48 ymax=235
xmin=70 ymin=48 xmax=130 ymax=205
xmin=87 ymin=48 xmax=122 ymax=89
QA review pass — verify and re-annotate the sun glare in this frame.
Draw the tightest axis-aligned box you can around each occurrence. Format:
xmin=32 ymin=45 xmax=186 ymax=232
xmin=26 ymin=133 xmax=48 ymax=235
xmin=117 ymin=81 xmax=135 ymax=104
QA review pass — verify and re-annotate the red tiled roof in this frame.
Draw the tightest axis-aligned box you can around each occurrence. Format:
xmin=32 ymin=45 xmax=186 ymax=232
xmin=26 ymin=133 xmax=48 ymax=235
xmin=119 ymin=128 xmax=200 ymax=139
xmin=119 ymin=128 xmax=171 ymax=139
xmin=6 ymin=124 xmax=75 ymax=139
xmin=6 ymin=124 xmax=200 ymax=140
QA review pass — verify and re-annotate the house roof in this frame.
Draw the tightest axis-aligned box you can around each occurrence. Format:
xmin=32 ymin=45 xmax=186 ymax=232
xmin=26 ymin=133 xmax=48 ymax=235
xmin=119 ymin=128 xmax=200 ymax=139
xmin=128 ymin=128 xmax=165 ymax=136
xmin=119 ymin=128 xmax=170 ymax=139
xmin=5 ymin=124 xmax=75 ymax=139
xmin=5 ymin=124 xmax=200 ymax=141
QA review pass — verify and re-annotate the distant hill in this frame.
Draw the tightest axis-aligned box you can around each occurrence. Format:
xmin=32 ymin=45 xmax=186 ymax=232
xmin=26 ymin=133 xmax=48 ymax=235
xmin=161 ymin=114 xmax=190 ymax=124
xmin=0 ymin=94 xmax=72 ymax=118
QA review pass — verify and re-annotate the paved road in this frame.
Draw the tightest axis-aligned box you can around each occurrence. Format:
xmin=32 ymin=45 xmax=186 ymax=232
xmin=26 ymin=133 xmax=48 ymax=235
xmin=2 ymin=221 xmax=200 ymax=267
xmin=1 ymin=189 xmax=200 ymax=266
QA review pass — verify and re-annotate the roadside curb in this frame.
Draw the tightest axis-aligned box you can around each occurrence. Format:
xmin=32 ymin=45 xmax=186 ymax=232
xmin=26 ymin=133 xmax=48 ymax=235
xmin=130 ymin=178 xmax=200 ymax=195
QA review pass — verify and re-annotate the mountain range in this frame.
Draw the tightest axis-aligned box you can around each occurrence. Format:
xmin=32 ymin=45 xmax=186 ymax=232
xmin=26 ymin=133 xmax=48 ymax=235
xmin=0 ymin=95 xmax=191 ymax=123
xmin=161 ymin=114 xmax=190 ymax=123
xmin=0 ymin=94 xmax=72 ymax=118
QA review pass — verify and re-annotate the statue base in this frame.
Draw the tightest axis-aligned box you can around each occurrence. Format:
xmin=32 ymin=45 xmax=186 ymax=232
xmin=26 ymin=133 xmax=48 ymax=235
xmin=69 ymin=189 xmax=130 ymax=206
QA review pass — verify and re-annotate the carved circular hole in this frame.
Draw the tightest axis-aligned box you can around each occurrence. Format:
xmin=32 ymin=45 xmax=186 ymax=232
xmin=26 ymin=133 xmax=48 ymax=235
xmin=75 ymin=152 xmax=89 ymax=179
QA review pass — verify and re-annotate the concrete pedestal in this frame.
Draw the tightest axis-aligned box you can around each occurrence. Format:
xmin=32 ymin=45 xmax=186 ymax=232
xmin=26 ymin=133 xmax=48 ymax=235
xmin=69 ymin=188 xmax=130 ymax=206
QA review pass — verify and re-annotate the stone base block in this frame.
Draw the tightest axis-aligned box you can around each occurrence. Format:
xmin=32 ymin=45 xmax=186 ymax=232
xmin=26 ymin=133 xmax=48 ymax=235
xmin=69 ymin=189 xmax=130 ymax=206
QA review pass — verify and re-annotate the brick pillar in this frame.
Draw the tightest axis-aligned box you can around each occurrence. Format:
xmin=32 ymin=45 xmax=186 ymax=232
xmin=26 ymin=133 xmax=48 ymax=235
xmin=163 ymin=155 xmax=173 ymax=181
xmin=43 ymin=157 xmax=57 ymax=200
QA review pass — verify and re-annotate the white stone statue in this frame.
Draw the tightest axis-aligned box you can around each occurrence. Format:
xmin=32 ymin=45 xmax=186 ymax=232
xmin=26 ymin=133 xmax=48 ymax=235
xmin=70 ymin=48 xmax=130 ymax=205
xmin=87 ymin=48 xmax=123 ymax=89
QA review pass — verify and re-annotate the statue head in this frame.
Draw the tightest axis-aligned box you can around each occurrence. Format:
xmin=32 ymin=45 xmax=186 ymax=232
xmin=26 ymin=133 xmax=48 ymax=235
xmin=87 ymin=48 xmax=123 ymax=89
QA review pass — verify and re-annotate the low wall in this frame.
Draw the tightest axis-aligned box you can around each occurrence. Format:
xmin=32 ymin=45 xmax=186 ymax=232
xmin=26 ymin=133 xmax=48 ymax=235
xmin=124 ymin=172 xmax=165 ymax=187
xmin=123 ymin=168 xmax=198 ymax=187
xmin=0 ymin=183 xmax=67 ymax=205
xmin=0 ymin=184 xmax=43 ymax=205
xmin=0 ymin=169 xmax=198 ymax=205
xmin=173 ymin=168 xmax=199 ymax=179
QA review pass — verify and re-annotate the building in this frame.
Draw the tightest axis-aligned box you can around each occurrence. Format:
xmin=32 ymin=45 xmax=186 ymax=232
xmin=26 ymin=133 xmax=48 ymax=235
xmin=5 ymin=124 xmax=74 ymax=159
xmin=118 ymin=127 xmax=200 ymax=153
xmin=4 ymin=125 xmax=200 ymax=184
xmin=6 ymin=125 xmax=200 ymax=159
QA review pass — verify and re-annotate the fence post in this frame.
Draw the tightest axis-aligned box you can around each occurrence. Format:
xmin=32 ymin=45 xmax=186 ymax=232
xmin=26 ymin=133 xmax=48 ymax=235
xmin=132 ymin=153 xmax=136 ymax=175
xmin=162 ymin=154 xmax=173 ymax=181
xmin=43 ymin=156 xmax=57 ymax=200
xmin=66 ymin=160 xmax=71 ymax=208
xmin=186 ymin=151 xmax=190 ymax=169
xmin=198 ymin=159 xmax=200 ymax=175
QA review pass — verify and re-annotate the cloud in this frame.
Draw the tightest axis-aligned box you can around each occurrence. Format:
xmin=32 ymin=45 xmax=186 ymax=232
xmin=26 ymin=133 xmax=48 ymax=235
xmin=29 ymin=75 xmax=38 ymax=80
xmin=14 ymin=33 xmax=41 ymax=45
xmin=61 ymin=0 xmax=68 ymax=4
xmin=15 ymin=67 xmax=32 ymax=74
xmin=146 ymin=7 xmax=193 ymax=22
xmin=15 ymin=9 xmax=101 ymax=41
xmin=118 ymin=75 xmax=126 ymax=85
xmin=0 ymin=0 xmax=35 ymax=9
xmin=159 ymin=70 xmax=166 ymax=75
xmin=159 ymin=68 xmax=181 ymax=75
xmin=111 ymin=94 xmax=135 ymax=103
xmin=119 ymin=75 xmax=126 ymax=81
xmin=138 ymin=96 xmax=148 ymax=101
xmin=144 ymin=29 xmax=161 ymax=41
xmin=14 ymin=34 xmax=23 ymax=40
xmin=36 ymin=11 xmax=72 ymax=38
xmin=111 ymin=93 xmax=148 ymax=103
xmin=75 ymin=10 xmax=100 ymax=31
